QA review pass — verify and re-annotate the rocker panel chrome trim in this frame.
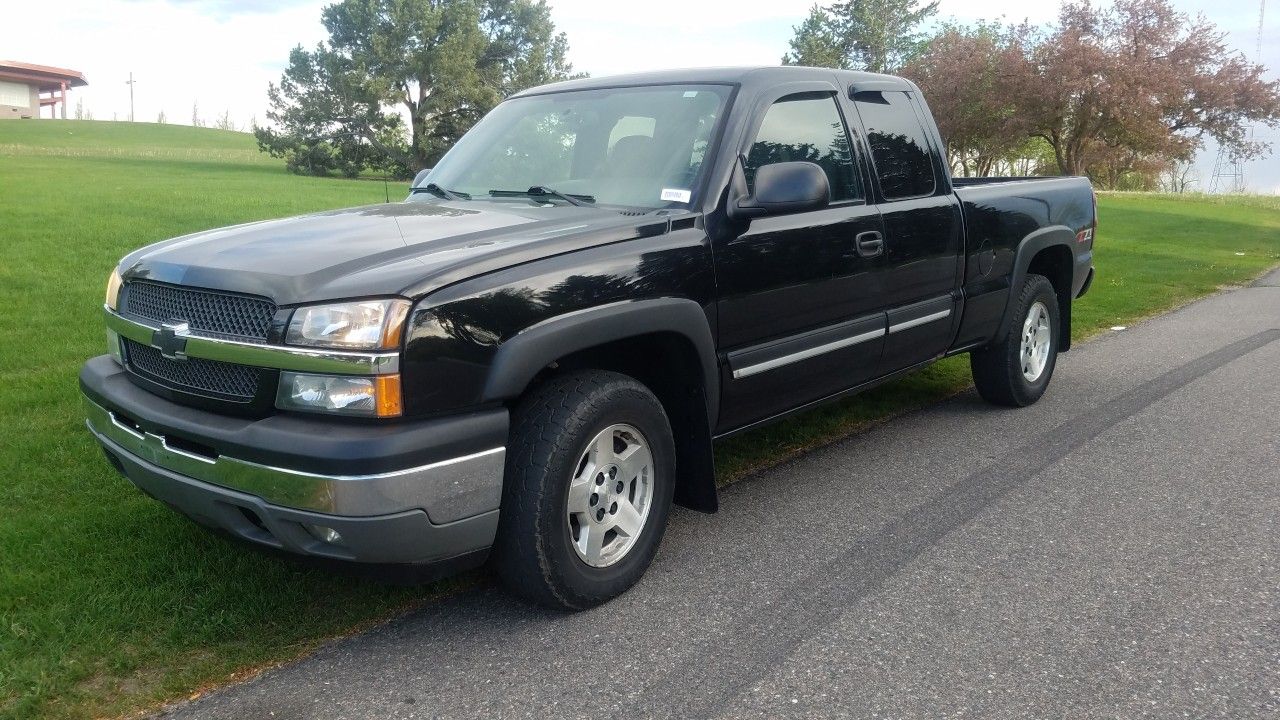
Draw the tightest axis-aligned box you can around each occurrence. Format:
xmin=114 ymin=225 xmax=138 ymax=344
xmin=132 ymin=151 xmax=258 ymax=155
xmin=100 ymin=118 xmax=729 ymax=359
xmin=887 ymin=308 xmax=952 ymax=334
xmin=732 ymin=328 xmax=886 ymax=379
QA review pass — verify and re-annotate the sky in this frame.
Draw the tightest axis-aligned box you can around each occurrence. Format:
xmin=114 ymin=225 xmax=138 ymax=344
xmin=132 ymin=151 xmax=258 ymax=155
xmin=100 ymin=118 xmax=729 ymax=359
xmin=5 ymin=0 xmax=1277 ymax=191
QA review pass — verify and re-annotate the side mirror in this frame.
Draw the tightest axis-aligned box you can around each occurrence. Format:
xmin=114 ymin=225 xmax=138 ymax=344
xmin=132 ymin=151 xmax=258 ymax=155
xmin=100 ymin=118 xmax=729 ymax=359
xmin=729 ymin=161 xmax=830 ymax=219
xmin=411 ymin=168 xmax=433 ymax=188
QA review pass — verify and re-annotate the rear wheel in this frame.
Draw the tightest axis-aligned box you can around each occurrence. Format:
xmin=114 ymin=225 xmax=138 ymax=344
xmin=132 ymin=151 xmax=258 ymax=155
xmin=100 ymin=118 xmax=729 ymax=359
xmin=971 ymin=273 xmax=1060 ymax=407
xmin=491 ymin=370 xmax=675 ymax=610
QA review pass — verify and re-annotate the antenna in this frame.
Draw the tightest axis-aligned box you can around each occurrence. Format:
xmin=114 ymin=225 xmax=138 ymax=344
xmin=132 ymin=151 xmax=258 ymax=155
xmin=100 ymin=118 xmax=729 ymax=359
xmin=1260 ymin=0 xmax=1267 ymax=61
xmin=1210 ymin=0 xmax=1264 ymax=194
xmin=1209 ymin=150 xmax=1245 ymax=193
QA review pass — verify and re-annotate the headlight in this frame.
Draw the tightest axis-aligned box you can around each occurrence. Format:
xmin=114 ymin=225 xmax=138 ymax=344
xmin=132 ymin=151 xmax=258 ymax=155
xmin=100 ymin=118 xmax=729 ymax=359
xmin=105 ymin=269 xmax=123 ymax=311
xmin=276 ymin=372 xmax=402 ymax=417
xmin=286 ymin=299 xmax=411 ymax=350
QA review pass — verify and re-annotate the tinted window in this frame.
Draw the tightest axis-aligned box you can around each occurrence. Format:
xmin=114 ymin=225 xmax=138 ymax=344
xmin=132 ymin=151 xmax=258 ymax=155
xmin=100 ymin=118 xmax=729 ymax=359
xmin=745 ymin=94 xmax=860 ymax=202
xmin=855 ymin=91 xmax=937 ymax=200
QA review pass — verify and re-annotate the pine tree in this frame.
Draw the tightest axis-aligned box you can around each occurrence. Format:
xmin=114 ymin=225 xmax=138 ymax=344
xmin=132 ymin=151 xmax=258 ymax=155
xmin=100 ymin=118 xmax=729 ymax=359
xmin=783 ymin=0 xmax=939 ymax=73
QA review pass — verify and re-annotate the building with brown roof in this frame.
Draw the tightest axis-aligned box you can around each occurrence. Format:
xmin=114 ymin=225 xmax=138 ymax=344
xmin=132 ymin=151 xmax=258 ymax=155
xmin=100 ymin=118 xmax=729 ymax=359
xmin=0 ymin=61 xmax=88 ymax=120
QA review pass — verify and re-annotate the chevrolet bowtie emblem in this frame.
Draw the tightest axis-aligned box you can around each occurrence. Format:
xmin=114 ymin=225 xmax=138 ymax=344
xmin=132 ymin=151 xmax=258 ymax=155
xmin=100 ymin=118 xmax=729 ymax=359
xmin=154 ymin=321 xmax=191 ymax=360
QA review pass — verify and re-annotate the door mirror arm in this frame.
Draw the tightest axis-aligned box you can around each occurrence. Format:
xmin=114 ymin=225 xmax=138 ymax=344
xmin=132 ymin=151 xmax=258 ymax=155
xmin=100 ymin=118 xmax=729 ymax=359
xmin=725 ymin=155 xmax=755 ymax=222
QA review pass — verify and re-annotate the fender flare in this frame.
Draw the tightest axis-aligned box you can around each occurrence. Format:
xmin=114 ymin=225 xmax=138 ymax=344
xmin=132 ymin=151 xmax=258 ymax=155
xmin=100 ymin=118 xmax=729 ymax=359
xmin=481 ymin=297 xmax=720 ymax=429
xmin=996 ymin=225 xmax=1077 ymax=349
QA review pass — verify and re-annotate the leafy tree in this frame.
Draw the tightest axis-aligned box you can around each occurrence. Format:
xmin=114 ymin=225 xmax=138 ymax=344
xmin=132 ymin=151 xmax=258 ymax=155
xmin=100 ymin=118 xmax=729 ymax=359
xmin=901 ymin=21 xmax=1037 ymax=176
xmin=900 ymin=0 xmax=1280 ymax=188
xmin=1024 ymin=0 xmax=1280 ymax=182
xmin=257 ymin=0 xmax=577 ymax=178
xmin=157 ymin=110 xmax=167 ymax=124
xmin=783 ymin=0 xmax=938 ymax=73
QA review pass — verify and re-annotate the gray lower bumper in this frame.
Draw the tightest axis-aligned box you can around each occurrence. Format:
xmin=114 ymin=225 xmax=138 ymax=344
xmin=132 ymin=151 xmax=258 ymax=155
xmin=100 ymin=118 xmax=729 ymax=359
xmin=95 ymin=429 xmax=498 ymax=564
xmin=83 ymin=394 xmax=506 ymax=520
xmin=81 ymin=355 xmax=509 ymax=566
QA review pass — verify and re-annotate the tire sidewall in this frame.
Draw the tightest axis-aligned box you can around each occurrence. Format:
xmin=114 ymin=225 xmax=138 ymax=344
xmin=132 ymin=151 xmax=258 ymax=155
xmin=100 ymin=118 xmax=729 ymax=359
xmin=1008 ymin=276 xmax=1060 ymax=404
xmin=531 ymin=381 xmax=676 ymax=604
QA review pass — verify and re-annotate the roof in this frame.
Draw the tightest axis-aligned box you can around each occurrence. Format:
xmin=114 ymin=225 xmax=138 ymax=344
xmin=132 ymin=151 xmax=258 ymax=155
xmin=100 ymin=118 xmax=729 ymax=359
xmin=510 ymin=66 xmax=913 ymax=98
xmin=0 ymin=61 xmax=88 ymax=91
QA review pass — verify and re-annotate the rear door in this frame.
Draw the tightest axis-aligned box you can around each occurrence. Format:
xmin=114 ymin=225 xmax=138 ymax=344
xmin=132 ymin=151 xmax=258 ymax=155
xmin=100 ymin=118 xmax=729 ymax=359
xmin=714 ymin=85 xmax=888 ymax=431
xmin=846 ymin=90 xmax=964 ymax=374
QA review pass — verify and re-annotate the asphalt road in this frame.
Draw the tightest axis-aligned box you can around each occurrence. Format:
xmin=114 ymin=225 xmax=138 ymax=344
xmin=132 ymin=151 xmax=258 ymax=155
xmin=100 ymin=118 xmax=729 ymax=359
xmin=163 ymin=271 xmax=1280 ymax=720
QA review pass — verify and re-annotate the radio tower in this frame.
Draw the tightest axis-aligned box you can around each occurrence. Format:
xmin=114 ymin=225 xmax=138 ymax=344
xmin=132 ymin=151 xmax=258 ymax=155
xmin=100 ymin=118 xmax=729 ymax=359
xmin=1210 ymin=0 xmax=1265 ymax=193
xmin=1260 ymin=0 xmax=1267 ymax=61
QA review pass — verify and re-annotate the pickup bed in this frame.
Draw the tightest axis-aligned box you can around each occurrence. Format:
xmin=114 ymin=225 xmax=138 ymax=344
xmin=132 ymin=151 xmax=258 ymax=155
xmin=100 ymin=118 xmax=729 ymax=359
xmin=82 ymin=66 xmax=1095 ymax=609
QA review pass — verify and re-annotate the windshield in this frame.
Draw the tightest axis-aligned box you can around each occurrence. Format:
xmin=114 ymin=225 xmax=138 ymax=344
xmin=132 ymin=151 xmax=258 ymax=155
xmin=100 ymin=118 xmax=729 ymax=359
xmin=424 ymin=84 xmax=732 ymax=209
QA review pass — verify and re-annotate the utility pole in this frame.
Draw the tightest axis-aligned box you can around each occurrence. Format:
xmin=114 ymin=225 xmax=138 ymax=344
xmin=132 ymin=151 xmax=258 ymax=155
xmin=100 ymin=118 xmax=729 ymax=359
xmin=125 ymin=72 xmax=136 ymax=122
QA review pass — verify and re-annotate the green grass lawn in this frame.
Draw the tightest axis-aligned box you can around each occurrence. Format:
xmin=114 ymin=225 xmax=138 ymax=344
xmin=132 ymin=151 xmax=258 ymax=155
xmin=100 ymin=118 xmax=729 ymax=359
xmin=1 ymin=121 xmax=1277 ymax=719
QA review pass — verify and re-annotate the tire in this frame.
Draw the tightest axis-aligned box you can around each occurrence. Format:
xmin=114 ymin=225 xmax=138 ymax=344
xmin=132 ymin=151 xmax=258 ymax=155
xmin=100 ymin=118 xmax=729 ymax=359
xmin=970 ymin=273 xmax=1060 ymax=407
xmin=491 ymin=370 xmax=676 ymax=610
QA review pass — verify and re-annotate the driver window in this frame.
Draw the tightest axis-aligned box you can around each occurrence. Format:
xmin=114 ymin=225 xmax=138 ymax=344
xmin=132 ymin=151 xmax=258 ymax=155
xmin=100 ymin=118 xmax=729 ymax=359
xmin=745 ymin=94 xmax=861 ymax=202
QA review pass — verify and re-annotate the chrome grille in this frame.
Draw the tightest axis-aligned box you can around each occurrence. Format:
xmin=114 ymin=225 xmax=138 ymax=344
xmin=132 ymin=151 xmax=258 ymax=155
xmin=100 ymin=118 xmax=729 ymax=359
xmin=123 ymin=282 xmax=275 ymax=340
xmin=124 ymin=339 xmax=262 ymax=401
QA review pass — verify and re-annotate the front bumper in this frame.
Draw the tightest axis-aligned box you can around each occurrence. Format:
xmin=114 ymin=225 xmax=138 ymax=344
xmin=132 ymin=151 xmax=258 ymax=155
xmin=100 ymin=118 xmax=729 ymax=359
xmin=81 ymin=355 xmax=508 ymax=565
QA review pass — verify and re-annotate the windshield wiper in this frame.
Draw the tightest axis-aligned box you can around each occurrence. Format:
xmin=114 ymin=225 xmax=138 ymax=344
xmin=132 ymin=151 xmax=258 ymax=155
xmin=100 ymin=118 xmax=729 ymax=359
xmin=412 ymin=183 xmax=471 ymax=201
xmin=489 ymin=186 xmax=595 ymax=207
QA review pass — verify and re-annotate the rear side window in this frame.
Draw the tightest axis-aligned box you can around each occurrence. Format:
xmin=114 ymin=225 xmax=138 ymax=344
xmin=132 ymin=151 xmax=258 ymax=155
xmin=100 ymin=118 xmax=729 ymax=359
xmin=745 ymin=94 xmax=861 ymax=202
xmin=855 ymin=91 xmax=936 ymax=200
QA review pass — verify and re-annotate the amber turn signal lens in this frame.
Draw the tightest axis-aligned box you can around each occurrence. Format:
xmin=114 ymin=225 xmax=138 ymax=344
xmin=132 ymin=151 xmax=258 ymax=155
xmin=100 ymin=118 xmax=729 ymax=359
xmin=374 ymin=374 xmax=403 ymax=418
xmin=379 ymin=300 xmax=412 ymax=350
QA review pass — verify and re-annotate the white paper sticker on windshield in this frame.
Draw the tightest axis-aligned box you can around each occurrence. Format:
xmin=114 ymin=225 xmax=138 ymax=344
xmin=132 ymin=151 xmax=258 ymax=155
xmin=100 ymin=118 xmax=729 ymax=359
xmin=661 ymin=188 xmax=692 ymax=203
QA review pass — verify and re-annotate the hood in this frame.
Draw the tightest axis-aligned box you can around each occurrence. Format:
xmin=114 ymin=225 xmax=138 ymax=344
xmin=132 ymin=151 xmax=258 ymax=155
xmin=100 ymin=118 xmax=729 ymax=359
xmin=118 ymin=200 xmax=659 ymax=306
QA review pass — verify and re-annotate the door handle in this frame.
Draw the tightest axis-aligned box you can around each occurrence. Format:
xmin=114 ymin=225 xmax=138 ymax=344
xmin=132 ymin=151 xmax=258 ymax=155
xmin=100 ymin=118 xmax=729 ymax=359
xmin=855 ymin=231 xmax=884 ymax=258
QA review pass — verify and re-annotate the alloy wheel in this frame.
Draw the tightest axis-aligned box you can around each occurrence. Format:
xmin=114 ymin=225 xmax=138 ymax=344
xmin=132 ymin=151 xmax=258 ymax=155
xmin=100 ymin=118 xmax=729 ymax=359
xmin=565 ymin=423 xmax=654 ymax=568
xmin=1020 ymin=300 xmax=1052 ymax=382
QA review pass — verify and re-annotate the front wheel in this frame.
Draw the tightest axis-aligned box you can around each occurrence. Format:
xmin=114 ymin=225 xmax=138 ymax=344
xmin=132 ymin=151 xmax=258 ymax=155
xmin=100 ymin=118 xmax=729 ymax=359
xmin=491 ymin=370 xmax=675 ymax=610
xmin=970 ymin=273 xmax=1060 ymax=407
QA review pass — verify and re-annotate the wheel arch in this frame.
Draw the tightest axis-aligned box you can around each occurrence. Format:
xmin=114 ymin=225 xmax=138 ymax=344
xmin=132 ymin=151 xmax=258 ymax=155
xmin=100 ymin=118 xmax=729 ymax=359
xmin=1000 ymin=227 xmax=1076 ymax=352
xmin=482 ymin=298 xmax=720 ymax=513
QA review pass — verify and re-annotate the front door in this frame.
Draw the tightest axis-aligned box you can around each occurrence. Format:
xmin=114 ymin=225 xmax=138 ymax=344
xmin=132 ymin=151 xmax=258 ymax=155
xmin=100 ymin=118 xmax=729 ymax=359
xmin=714 ymin=88 xmax=888 ymax=431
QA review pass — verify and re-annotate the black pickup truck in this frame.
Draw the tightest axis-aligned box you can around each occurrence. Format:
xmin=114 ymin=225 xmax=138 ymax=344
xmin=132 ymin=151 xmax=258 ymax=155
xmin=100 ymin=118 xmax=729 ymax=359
xmin=82 ymin=66 xmax=1095 ymax=609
